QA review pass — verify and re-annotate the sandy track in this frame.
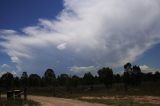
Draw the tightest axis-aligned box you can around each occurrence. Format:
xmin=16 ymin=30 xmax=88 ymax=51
xmin=28 ymin=95 xmax=107 ymax=106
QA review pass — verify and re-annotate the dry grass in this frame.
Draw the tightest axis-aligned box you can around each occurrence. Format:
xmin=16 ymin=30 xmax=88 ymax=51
xmin=0 ymin=97 xmax=40 ymax=106
xmin=79 ymin=96 xmax=159 ymax=106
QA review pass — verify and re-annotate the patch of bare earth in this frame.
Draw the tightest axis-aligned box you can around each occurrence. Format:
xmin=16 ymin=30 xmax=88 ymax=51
xmin=28 ymin=95 xmax=107 ymax=106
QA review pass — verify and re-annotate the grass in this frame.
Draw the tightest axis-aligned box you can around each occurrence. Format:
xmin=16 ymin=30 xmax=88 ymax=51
xmin=27 ymin=82 xmax=160 ymax=105
xmin=79 ymin=98 xmax=153 ymax=106
xmin=0 ymin=97 xmax=41 ymax=106
xmin=28 ymin=82 xmax=160 ymax=98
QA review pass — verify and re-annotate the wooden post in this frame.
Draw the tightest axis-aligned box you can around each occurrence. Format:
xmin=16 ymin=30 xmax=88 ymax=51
xmin=24 ymin=87 xmax=27 ymax=100
xmin=7 ymin=91 xmax=13 ymax=99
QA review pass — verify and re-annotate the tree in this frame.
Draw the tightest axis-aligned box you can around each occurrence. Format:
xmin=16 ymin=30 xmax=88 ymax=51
xmin=98 ymin=67 xmax=113 ymax=88
xmin=29 ymin=74 xmax=41 ymax=87
xmin=71 ymin=75 xmax=80 ymax=88
xmin=123 ymin=71 xmax=130 ymax=91
xmin=41 ymin=77 xmax=46 ymax=87
xmin=83 ymin=72 xmax=94 ymax=90
xmin=144 ymin=72 xmax=154 ymax=81
xmin=1 ymin=72 xmax=14 ymax=90
xmin=132 ymin=65 xmax=142 ymax=86
xmin=57 ymin=74 xmax=73 ymax=91
xmin=94 ymin=75 xmax=101 ymax=85
xmin=21 ymin=72 xmax=28 ymax=87
xmin=114 ymin=74 xmax=121 ymax=83
xmin=154 ymin=71 xmax=160 ymax=81
xmin=44 ymin=69 xmax=56 ymax=86
xmin=124 ymin=62 xmax=132 ymax=72
xmin=57 ymin=74 xmax=70 ymax=86
xmin=13 ymin=77 xmax=20 ymax=88
xmin=123 ymin=63 xmax=142 ymax=90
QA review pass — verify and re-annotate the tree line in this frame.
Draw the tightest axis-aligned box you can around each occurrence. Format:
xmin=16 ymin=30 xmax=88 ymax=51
xmin=0 ymin=63 xmax=160 ymax=91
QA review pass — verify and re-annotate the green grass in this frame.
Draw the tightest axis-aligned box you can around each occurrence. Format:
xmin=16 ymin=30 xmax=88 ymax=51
xmin=0 ymin=98 xmax=41 ymax=106
xmin=79 ymin=98 xmax=153 ymax=106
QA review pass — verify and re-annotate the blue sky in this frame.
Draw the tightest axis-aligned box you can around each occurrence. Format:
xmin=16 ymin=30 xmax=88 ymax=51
xmin=0 ymin=0 xmax=63 ymax=30
xmin=0 ymin=0 xmax=160 ymax=76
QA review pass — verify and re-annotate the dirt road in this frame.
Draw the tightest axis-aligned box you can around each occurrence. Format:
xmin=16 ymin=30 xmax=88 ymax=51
xmin=28 ymin=95 xmax=107 ymax=106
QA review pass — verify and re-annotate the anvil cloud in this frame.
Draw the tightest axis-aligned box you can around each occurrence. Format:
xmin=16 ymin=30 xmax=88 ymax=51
xmin=1 ymin=0 xmax=160 ymax=74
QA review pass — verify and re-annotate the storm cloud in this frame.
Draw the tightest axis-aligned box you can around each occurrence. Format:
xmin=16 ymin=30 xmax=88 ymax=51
xmin=1 ymin=0 xmax=160 ymax=74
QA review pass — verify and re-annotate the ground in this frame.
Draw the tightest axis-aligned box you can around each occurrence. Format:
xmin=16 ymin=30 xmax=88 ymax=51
xmin=2 ymin=95 xmax=160 ymax=106
xmin=29 ymin=95 xmax=106 ymax=106
xmin=29 ymin=95 xmax=160 ymax=106
xmin=80 ymin=96 xmax=160 ymax=106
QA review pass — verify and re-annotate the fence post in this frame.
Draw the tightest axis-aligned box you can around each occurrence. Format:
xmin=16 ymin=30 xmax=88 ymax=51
xmin=24 ymin=87 xmax=27 ymax=100
xmin=7 ymin=91 xmax=13 ymax=99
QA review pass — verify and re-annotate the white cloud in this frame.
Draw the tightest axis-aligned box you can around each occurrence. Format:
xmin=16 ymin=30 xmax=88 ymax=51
xmin=57 ymin=43 xmax=66 ymax=50
xmin=69 ymin=66 xmax=99 ymax=76
xmin=0 ymin=64 xmax=11 ymax=71
xmin=1 ymin=0 xmax=160 ymax=74
xmin=0 ymin=64 xmax=17 ymax=77
xmin=140 ymin=65 xmax=159 ymax=73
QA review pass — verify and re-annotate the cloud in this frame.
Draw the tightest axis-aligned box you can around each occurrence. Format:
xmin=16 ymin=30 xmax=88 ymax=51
xmin=1 ymin=0 xmax=160 ymax=74
xmin=0 ymin=64 xmax=17 ymax=76
xmin=1 ymin=64 xmax=11 ymax=71
xmin=69 ymin=66 xmax=99 ymax=76
xmin=140 ymin=65 xmax=160 ymax=73
xmin=57 ymin=43 xmax=66 ymax=50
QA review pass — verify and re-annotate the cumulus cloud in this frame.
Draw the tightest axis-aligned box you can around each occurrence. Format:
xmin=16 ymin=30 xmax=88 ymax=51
xmin=0 ymin=64 xmax=17 ymax=76
xmin=140 ymin=65 xmax=160 ymax=73
xmin=69 ymin=66 xmax=99 ymax=76
xmin=0 ymin=64 xmax=11 ymax=71
xmin=1 ymin=0 xmax=160 ymax=74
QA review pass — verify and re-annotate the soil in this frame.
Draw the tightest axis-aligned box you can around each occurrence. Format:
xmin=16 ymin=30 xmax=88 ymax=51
xmin=29 ymin=95 xmax=107 ymax=106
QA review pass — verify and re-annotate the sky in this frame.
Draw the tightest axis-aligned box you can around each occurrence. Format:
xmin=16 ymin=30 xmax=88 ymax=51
xmin=0 ymin=0 xmax=160 ymax=76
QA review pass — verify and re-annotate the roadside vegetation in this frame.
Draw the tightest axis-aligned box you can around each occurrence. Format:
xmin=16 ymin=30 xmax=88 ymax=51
xmin=79 ymin=97 xmax=153 ymax=106
xmin=0 ymin=97 xmax=40 ymax=106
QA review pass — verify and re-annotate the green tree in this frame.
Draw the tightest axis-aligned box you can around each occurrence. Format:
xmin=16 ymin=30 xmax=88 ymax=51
xmin=57 ymin=74 xmax=70 ymax=86
xmin=123 ymin=63 xmax=142 ymax=90
xmin=123 ymin=71 xmax=130 ymax=91
xmin=29 ymin=74 xmax=41 ymax=87
xmin=114 ymin=74 xmax=121 ymax=83
xmin=124 ymin=62 xmax=132 ymax=72
xmin=13 ymin=77 xmax=20 ymax=88
xmin=44 ymin=69 xmax=56 ymax=86
xmin=132 ymin=65 xmax=142 ymax=86
xmin=1 ymin=72 xmax=14 ymax=90
xmin=71 ymin=75 xmax=80 ymax=88
xmin=83 ymin=72 xmax=94 ymax=90
xmin=154 ymin=71 xmax=160 ymax=81
xmin=21 ymin=72 xmax=28 ymax=87
xmin=57 ymin=74 xmax=72 ymax=91
xmin=98 ymin=67 xmax=113 ymax=88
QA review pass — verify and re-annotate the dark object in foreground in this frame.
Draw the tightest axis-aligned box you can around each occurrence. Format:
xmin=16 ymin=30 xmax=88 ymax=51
xmin=14 ymin=90 xmax=22 ymax=98
xmin=0 ymin=97 xmax=40 ymax=106
xmin=24 ymin=87 xmax=27 ymax=100
xmin=7 ymin=91 xmax=14 ymax=99
xmin=7 ymin=89 xmax=27 ymax=100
